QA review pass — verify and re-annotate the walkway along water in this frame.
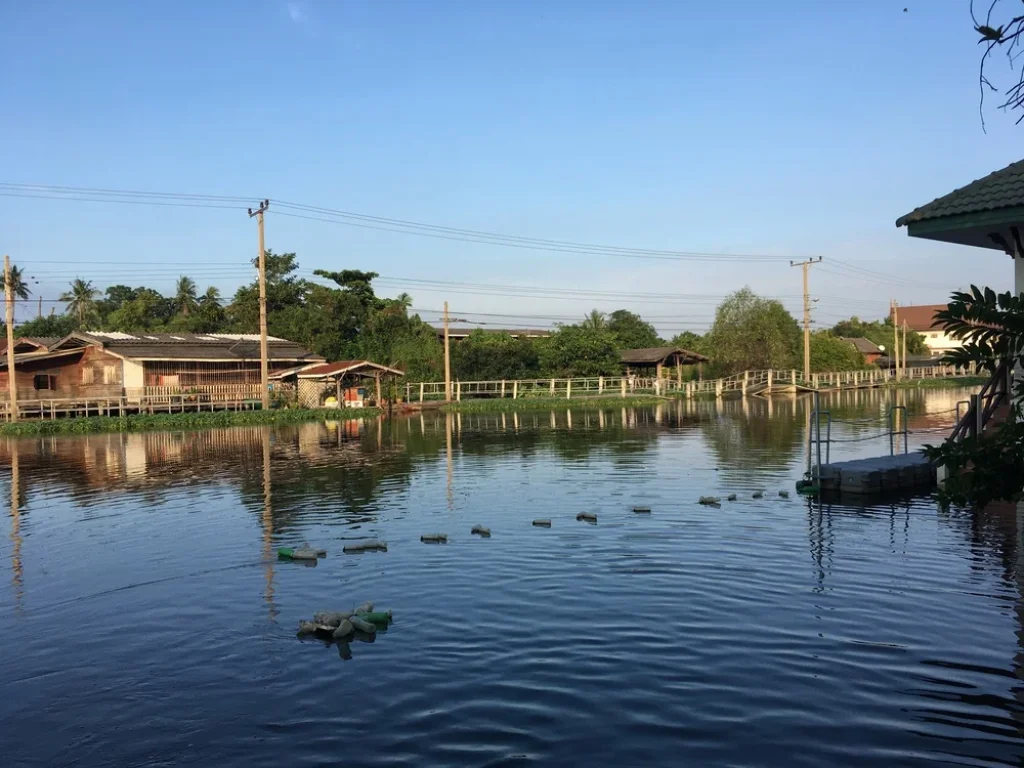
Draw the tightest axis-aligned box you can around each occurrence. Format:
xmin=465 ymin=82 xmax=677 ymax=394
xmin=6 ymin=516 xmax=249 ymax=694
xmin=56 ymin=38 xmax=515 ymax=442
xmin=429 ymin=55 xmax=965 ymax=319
xmin=408 ymin=364 xmax=978 ymax=403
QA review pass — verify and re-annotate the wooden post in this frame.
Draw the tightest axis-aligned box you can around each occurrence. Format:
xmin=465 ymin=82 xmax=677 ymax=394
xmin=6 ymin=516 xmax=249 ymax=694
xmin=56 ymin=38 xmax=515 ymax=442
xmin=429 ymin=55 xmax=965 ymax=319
xmin=405 ymin=383 xmax=410 ymax=402
xmin=566 ymin=379 xmax=572 ymax=399
xmin=513 ymin=380 xmax=518 ymax=399
xmin=456 ymin=380 xmax=461 ymax=402
xmin=501 ymin=379 xmax=506 ymax=398
xmin=742 ymin=370 xmax=749 ymax=396
xmin=621 ymin=377 xmax=627 ymax=398
xmin=336 ymin=376 xmax=342 ymax=409
xmin=248 ymin=200 xmax=271 ymax=411
xmin=419 ymin=382 xmax=424 ymax=403
xmin=4 ymin=255 xmax=17 ymax=422
xmin=676 ymin=357 xmax=682 ymax=388
xmin=550 ymin=378 xmax=555 ymax=396
xmin=374 ymin=371 xmax=382 ymax=407
xmin=715 ymin=379 xmax=723 ymax=398
xmin=767 ymin=369 xmax=773 ymax=392
xmin=598 ymin=375 xmax=604 ymax=393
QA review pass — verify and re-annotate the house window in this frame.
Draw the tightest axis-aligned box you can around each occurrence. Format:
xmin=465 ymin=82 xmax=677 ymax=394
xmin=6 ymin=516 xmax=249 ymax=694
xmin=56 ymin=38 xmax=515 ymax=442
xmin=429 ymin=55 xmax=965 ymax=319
xmin=33 ymin=374 xmax=56 ymax=390
xmin=103 ymin=365 xmax=118 ymax=384
xmin=930 ymin=332 xmax=939 ymax=338
xmin=81 ymin=367 xmax=95 ymax=385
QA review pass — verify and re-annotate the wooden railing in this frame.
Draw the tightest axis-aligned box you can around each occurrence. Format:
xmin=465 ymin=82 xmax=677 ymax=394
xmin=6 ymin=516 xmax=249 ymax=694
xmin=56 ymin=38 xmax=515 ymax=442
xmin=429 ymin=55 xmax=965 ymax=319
xmin=125 ymin=384 xmax=264 ymax=400
xmin=404 ymin=364 xmax=978 ymax=403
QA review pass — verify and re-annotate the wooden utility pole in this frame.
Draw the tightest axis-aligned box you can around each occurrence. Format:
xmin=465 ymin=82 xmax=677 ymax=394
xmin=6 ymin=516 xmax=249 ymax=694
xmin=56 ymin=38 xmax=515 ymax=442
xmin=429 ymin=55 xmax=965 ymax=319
xmin=790 ymin=257 xmax=823 ymax=378
xmin=890 ymin=300 xmax=901 ymax=380
xmin=4 ymin=255 xmax=18 ymax=422
xmin=248 ymin=200 xmax=270 ymax=411
xmin=443 ymin=300 xmax=452 ymax=402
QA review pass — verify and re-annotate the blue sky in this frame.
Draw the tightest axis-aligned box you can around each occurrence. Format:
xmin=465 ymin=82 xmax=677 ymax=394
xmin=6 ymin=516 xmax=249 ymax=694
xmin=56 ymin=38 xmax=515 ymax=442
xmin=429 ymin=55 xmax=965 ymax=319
xmin=0 ymin=0 xmax=1020 ymax=334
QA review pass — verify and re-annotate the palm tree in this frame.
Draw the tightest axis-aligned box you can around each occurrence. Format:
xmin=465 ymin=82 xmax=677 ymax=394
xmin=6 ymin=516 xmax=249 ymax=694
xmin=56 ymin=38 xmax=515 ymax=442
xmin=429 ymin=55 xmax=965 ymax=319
xmin=199 ymin=285 xmax=221 ymax=308
xmin=581 ymin=309 xmax=606 ymax=331
xmin=175 ymin=275 xmax=198 ymax=317
xmin=4 ymin=264 xmax=31 ymax=301
xmin=60 ymin=278 xmax=99 ymax=328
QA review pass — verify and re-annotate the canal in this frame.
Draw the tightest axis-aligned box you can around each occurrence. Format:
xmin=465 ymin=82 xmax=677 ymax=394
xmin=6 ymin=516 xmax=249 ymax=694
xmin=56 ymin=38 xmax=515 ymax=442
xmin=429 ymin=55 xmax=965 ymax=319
xmin=2 ymin=386 xmax=1022 ymax=766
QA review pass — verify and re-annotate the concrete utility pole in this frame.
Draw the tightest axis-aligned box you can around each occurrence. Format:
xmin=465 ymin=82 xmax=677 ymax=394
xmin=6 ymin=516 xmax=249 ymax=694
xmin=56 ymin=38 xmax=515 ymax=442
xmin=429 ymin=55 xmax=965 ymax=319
xmin=443 ymin=301 xmax=452 ymax=402
xmin=902 ymin=320 xmax=908 ymax=379
xmin=248 ymin=200 xmax=270 ymax=411
xmin=891 ymin=300 xmax=901 ymax=381
xmin=790 ymin=257 xmax=823 ymax=378
xmin=4 ymin=255 xmax=18 ymax=422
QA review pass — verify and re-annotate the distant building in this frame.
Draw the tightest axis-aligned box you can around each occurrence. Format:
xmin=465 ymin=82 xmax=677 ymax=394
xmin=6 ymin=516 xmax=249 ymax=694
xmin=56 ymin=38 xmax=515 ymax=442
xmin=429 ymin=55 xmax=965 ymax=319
xmin=430 ymin=326 xmax=553 ymax=342
xmin=0 ymin=331 xmax=323 ymax=401
xmin=891 ymin=304 xmax=960 ymax=357
xmin=838 ymin=337 xmax=884 ymax=364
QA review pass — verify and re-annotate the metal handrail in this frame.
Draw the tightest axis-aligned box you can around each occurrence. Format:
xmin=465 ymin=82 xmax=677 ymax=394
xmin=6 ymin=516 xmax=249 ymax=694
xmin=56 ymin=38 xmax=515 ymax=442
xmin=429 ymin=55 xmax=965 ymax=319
xmin=948 ymin=359 xmax=1010 ymax=442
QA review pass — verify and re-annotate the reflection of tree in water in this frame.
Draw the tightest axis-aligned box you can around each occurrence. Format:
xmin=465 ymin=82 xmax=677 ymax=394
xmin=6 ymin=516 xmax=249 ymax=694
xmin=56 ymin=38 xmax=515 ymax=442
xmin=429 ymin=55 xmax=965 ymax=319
xmin=701 ymin=397 xmax=803 ymax=471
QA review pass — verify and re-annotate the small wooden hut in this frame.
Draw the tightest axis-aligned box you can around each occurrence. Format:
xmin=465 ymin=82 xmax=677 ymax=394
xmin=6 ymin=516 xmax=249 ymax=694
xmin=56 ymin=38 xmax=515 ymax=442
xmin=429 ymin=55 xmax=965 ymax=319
xmin=619 ymin=346 xmax=708 ymax=380
xmin=285 ymin=360 xmax=405 ymax=409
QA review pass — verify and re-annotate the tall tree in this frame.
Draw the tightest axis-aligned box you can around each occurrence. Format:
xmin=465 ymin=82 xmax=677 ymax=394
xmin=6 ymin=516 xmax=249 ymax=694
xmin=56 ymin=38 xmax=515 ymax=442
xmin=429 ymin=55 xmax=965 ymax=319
xmin=174 ymin=275 xmax=198 ymax=317
xmin=705 ymin=288 xmax=800 ymax=374
xmin=580 ymin=309 xmax=606 ymax=332
xmin=60 ymin=278 xmax=99 ymax=328
xmin=606 ymin=309 xmax=660 ymax=349
xmin=4 ymin=264 xmax=31 ymax=301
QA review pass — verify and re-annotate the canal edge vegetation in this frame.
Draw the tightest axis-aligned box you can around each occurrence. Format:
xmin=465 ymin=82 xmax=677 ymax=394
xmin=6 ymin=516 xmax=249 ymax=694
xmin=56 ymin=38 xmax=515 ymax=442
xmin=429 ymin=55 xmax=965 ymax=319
xmin=0 ymin=407 xmax=382 ymax=436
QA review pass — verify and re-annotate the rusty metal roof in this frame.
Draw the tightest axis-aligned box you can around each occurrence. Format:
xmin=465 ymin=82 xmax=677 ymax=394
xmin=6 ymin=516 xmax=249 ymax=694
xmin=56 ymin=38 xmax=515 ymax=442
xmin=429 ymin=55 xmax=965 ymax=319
xmin=297 ymin=360 xmax=405 ymax=378
xmin=619 ymin=346 xmax=708 ymax=365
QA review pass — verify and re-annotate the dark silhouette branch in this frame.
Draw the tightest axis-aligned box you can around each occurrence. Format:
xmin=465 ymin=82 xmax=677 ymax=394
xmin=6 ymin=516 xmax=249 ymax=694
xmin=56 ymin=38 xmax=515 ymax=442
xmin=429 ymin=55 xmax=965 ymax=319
xmin=974 ymin=0 xmax=1024 ymax=128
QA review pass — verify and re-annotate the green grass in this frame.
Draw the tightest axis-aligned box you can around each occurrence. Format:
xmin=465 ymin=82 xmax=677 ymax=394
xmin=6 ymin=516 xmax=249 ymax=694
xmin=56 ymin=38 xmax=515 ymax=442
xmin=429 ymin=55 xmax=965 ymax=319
xmin=0 ymin=407 xmax=382 ymax=436
xmin=886 ymin=376 xmax=988 ymax=389
xmin=442 ymin=395 xmax=670 ymax=413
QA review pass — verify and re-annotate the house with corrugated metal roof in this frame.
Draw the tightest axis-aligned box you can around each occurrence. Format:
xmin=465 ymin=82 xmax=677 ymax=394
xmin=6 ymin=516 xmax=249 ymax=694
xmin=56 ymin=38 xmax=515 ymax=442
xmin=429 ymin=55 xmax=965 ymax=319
xmin=0 ymin=331 xmax=324 ymax=401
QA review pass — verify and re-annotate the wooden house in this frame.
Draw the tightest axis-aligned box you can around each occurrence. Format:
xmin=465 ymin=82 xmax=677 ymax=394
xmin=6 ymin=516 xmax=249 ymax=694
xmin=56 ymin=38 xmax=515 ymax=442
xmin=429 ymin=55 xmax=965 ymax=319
xmin=0 ymin=331 xmax=324 ymax=402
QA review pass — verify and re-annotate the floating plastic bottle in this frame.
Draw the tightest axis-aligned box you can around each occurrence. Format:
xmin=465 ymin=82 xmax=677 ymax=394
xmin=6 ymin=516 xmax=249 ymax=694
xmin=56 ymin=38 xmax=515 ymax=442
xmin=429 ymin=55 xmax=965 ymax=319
xmin=350 ymin=615 xmax=377 ymax=634
xmin=698 ymin=496 xmax=721 ymax=506
xmin=532 ymin=519 xmax=552 ymax=527
xmin=355 ymin=601 xmax=373 ymax=613
xmin=313 ymin=610 xmax=353 ymax=627
xmin=356 ymin=610 xmax=392 ymax=624
xmin=331 ymin=619 xmax=354 ymax=639
xmin=278 ymin=547 xmax=321 ymax=561
xmin=633 ymin=506 xmax=651 ymax=514
xmin=420 ymin=534 xmax=448 ymax=543
xmin=778 ymin=491 xmax=790 ymax=499
xmin=342 ymin=540 xmax=387 ymax=554
xmin=727 ymin=494 xmax=738 ymax=501
xmin=471 ymin=525 xmax=491 ymax=537
xmin=576 ymin=512 xmax=597 ymax=522
xmin=752 ymin=491 xmax=764 ymax=499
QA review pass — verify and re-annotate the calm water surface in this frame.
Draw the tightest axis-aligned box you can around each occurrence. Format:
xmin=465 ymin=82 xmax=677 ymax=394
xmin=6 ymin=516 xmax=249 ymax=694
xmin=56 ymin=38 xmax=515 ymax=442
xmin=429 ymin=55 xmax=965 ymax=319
xmin=2 ymin=387 xmax=1023 ymax=767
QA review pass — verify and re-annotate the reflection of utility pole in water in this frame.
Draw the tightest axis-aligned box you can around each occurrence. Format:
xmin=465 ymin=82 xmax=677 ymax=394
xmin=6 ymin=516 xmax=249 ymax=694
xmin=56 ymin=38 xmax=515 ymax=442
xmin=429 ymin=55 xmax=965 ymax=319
xmin=445 ymin=411 xmax=454 ymax=510
xmin=261 ymin=428 xmax=276 ymax=622
xmin=9 ymin=439 xmax=23 ymax=608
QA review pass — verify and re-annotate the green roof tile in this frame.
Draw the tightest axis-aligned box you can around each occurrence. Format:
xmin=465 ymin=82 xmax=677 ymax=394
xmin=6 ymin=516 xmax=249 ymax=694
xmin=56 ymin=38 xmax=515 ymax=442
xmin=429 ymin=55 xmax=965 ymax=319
xmin=895 ymin=158 xmax=1024 ymax=227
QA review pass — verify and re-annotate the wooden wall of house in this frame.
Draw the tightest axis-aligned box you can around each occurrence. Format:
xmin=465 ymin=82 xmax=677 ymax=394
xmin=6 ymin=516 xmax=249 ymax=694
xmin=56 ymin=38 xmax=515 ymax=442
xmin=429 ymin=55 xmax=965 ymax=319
xmin=0 ymin=347 xmax=123 ymax=401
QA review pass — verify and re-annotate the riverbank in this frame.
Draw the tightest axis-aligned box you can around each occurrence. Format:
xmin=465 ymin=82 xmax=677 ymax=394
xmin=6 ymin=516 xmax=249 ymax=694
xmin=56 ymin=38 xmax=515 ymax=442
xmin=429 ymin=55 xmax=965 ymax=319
xmin=0 ymin=407 xmax=381 ymax=436
xmin=887 ymin=376 xmax=987 ymax=389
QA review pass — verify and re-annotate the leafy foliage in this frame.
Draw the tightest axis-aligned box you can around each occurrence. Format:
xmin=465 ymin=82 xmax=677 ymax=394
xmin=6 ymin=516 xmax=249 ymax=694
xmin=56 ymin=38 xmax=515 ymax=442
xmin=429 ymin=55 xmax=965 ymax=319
xmin=922 ymin=286 xmax=1024 ymax=508
xmin=537 ymin=325 xmax=620 ymax=377
xmin=809 ymin=332 xmax=869 ymax=372
xmin=830 ymin=315 xmax=926 ymax=355
xmin=606 ymin=309 xmax=662 ymax=349
xmin=704 ymin=288 xmax=800 ymax=374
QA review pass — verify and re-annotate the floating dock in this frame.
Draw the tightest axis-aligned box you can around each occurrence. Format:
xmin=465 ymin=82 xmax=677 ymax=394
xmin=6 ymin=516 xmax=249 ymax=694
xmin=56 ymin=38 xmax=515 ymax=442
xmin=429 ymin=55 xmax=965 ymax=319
xmin=816 ymin=451 xmax=936 ymax=496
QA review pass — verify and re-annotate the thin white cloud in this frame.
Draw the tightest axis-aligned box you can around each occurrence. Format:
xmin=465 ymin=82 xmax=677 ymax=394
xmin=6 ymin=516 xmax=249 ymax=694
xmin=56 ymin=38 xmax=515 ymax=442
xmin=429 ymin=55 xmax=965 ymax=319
xmin=286 ymin=2 xmax=305 ymax=24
